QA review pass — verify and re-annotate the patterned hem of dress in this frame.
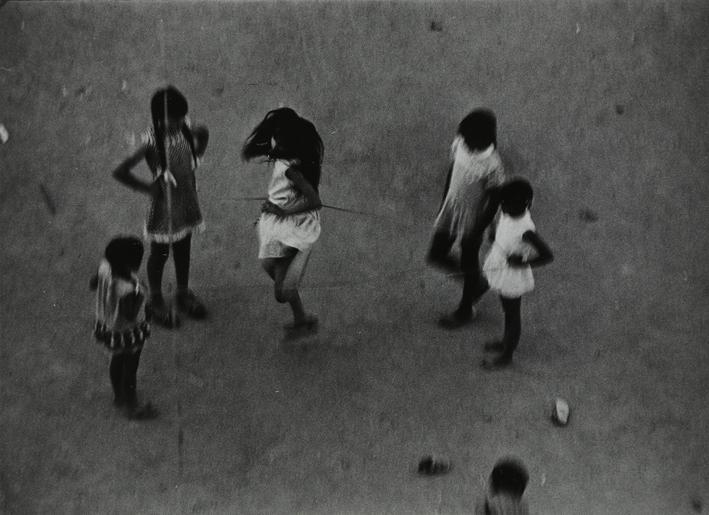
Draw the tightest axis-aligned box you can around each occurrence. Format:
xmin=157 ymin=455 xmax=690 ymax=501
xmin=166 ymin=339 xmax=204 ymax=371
xmin=94 ymin=321 xmax=151 ymax=353
xmin=144 ymin=222 xmax=205 ymax=243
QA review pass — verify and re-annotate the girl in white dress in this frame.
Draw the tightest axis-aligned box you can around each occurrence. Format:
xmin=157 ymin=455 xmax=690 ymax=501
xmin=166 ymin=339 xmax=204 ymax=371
xmin=482 ymin=178 xmax=553 ymax=369
xmin=242 ymin=108 xmax=323 ymax=338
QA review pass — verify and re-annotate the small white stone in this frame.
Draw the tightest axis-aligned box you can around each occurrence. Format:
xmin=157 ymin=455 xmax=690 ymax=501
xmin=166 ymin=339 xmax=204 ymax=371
xmin=0 ymin=124 xmax=8 ymax=143
xmin=551 ymin=398 xmax=570 ymax=426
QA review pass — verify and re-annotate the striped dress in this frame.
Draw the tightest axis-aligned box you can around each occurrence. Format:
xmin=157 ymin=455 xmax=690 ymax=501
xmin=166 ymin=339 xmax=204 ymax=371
xmin=141 ymin=124 xmax=204 ymax=243
xmin=93 ymin=259 xmax=150 ymax=354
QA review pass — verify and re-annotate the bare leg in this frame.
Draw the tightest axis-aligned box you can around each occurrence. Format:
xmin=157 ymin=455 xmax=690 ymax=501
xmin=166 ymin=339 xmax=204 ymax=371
xmin=427 ymin=230 xmax=458 ymax=274
xmin=482 ymin=296 xmax=521 ymax=370
xmin=281 ymin=247 xmax=313 ymax=325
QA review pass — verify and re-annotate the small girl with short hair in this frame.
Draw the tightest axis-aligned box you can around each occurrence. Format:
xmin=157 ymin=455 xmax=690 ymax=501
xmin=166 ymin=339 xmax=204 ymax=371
xmin=427 ymin=108 xmax=506 ymax=328
xmin=242 ymin=107 xmax=323 ymax=339
xmin=481 ymin=178 xmax=553 ymax=369
xmin=112 ymin=86 xmax=209 ymax=328
xmin=91 ymin=235 xmax=157 ymax=419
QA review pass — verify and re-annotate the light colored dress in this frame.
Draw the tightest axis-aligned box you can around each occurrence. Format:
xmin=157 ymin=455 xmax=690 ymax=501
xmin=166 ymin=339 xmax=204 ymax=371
xmin=93 ymin=259 xmax=150 ymax=354
xmin=483 ymin=210 xmax=536 ymax=298
xmin=257 ymin=159 xmax=321 ymax=258
xmin=434 ymin=136 xmax=505 ymax=236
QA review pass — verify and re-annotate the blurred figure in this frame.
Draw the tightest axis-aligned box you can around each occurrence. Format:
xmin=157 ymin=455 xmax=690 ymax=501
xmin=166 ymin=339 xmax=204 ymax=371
xmin=475 ymin=457 xmax=530 ymax=514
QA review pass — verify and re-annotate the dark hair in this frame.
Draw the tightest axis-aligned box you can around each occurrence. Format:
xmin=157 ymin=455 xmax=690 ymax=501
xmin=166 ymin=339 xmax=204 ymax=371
xmin=105 ymin=236 xmax=144 ymax=278
xmin=242 ymin=107 xmax=324 ymax=191
xmin=458 ymin=108 xmax=497 ymax=151
xmin=150 ymin=85 xmax=197 ymax=172
xmin=499 ymin=177 xmax=534 ymax=215
xmin=490 ymin=457 xmax=529 ymax=498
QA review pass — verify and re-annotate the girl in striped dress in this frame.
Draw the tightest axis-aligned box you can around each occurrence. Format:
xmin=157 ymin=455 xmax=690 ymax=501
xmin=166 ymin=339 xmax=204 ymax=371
xmin=112 ymin=86 xmax=209 ymax=328
xmin=242 ymin=108 xmax=323 ymax=339
xmin=90 ymin=235 xmax=157 ymax=419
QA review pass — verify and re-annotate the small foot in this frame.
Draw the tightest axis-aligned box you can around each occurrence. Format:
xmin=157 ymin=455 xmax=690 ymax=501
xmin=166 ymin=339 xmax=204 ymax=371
xmin=125 ymin=402 xmax=158 ymax=420
xmin=176 ymin=289 xmax=207 ymax=319
xmin=438 ymin=308 xmax=476 ymax=329
xmin=146 ymin=299 xmax=180 ymax=329
xmin=283 ymin=315 xmax=319 ymax=340
xmin=481 ymin=353 xmax=513 ymax=371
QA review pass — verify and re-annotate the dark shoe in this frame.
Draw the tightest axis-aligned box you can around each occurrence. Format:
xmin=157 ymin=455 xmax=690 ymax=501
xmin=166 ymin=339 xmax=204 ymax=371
xmin=125 ymin=402 xmax=158 ymax=420
xmin=481 ymin=353 xmax=513 ymax=370
xmin=146 ymin=298 xmax=180 ymax=328
xmin=176 ymin=289 xmax=207 ymax=319
xmin=283 ymin=315 xmax=318 ymax=340
xmin=483 ymin=340 xmax=505 ymax=353
xmin=438 ymin=308 xmax=476 ymax=329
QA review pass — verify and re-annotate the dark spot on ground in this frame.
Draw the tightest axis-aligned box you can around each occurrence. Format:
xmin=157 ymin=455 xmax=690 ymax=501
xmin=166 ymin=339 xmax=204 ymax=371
xmin=429 ymin=20 xmax=442 ymax=32
xmin=579 ymin=208 xmax=599 ymax=223
xmin=615 ymin=104 xmax=625 ymax=115
xmin=691 ymin=496 xmax=703 ymax=513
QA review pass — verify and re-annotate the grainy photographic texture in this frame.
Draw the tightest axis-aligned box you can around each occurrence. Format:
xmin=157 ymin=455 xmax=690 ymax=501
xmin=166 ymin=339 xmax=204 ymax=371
xmin=1 ymin=1 xmax=708 ymax=513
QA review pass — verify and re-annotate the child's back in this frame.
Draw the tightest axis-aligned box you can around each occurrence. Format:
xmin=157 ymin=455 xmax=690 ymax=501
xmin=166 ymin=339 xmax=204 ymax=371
xmin=437 ymin=135 xmax=504 ymax=236
xmin=94 ymin=258 xmax=149 ymax=349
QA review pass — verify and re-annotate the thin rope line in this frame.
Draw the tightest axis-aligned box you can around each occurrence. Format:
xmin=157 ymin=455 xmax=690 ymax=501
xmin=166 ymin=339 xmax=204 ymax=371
xmin=231 ymin=196 xmax=394 ymax=219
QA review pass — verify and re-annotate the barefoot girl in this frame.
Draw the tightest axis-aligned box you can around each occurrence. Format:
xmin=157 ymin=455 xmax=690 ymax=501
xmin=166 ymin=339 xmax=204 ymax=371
xmin=91 ymin=235 xmax=157 ymax=419
xmin=481 ymin=178 xmax=553 ymax=369
xmin=242 ymin=108 xmax=323 ymax=338
xmin=112 ymin=86 xmax=209 ymax=327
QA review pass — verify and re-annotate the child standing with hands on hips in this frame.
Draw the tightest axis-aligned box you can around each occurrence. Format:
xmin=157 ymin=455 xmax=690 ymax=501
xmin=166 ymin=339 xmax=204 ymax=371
xmin=242 ymin=107 xmax=323 ymax=339
xmin=112 ymin=86 xmax=209 ymax=328
xmin=428 ymin=108 xmax=506 ymax=327
xmin=481 ymin=178 xmax=553 ymax=369
xmin=90 ymin=235 xmax=157 ymax=420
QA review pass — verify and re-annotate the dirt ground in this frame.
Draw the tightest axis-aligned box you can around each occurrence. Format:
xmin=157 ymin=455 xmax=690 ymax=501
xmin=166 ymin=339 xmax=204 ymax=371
xmin=1 ymin=1 xmax=708 ymax=513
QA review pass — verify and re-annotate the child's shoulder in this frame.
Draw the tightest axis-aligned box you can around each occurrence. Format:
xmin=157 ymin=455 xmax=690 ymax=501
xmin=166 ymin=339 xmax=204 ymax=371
xmin=517 ymin=210 xmax=536 ymax=231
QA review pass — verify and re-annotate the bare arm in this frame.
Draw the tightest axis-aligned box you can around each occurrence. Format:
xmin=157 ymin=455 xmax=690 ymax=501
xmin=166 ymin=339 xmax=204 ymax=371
xmin=508 ymin=230 xmax=554 ymax=268
xmin=111 ymin=145 xmax=154 ymax=195
xmin=192 ymin=125 xmax=209 ymax=157
xmin=475 ymin=185 xmax=502 ymax=237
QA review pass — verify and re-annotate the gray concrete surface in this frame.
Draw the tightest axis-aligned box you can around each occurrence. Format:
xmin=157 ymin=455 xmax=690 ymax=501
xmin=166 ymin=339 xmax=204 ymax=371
xmin=1 ymin=1 xmax=708 ymax=513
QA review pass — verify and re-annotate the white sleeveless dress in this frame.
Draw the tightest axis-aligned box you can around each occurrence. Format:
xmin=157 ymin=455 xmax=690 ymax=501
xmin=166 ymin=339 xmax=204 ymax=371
xmin=483 ymin=210 xmax=536 ymax=298
xmin=257 ymin=159 xmax=321 ymax=258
